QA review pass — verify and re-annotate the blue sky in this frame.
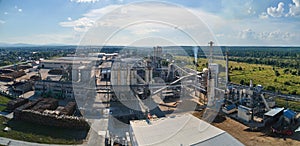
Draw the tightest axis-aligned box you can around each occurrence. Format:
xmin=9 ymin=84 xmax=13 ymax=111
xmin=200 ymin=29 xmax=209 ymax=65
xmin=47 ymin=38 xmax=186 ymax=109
xmin=0 ymin=0 xmax=300 ymax=46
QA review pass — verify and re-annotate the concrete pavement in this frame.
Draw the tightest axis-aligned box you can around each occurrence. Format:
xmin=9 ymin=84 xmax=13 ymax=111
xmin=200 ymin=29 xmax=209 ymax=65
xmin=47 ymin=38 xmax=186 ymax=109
xmin=0 ymin=137 xmax=83 ymax=146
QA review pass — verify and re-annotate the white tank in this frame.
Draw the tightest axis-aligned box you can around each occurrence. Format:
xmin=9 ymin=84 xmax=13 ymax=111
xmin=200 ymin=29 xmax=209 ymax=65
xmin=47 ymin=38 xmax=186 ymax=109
xmin=202 ymin=68 xmax=209 ymax=73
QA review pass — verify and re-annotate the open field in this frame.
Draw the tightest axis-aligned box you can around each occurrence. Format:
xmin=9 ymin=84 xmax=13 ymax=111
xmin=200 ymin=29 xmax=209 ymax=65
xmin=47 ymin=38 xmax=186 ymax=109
xmin=228 ymin=61 xmax=300 ymax=95
xmin=0 ymin=95 xmax=11 ymax=105
xmin=227 ymin=61 xmax=300 ymax=111
xmin=275 ymin=98 xmax=300 ymax=111
xmin=0 ymin=116 xmax=88 ymax=144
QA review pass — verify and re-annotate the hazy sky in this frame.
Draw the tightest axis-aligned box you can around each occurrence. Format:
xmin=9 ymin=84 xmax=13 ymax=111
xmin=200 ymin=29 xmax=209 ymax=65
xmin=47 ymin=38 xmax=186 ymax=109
xmin=0 ymin=0 xmax=300 ymax=46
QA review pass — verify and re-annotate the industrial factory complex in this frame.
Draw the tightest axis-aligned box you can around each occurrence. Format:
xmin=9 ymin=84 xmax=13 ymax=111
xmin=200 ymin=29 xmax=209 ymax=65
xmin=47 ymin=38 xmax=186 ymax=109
xmin=0 ymin=43 xmax=299 ymax=145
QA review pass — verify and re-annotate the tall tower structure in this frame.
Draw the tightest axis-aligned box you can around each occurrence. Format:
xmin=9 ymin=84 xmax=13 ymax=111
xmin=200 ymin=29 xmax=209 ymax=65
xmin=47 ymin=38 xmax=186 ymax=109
xmin=153 ymin=46 xmax=163 ymax=68
xmin=226 ymin=51 xmax=229 ymax=88
xmin=208 ymin=41 xmax=214 ymax=64
xmin=207 ymin=41 xmax=215 ymax=106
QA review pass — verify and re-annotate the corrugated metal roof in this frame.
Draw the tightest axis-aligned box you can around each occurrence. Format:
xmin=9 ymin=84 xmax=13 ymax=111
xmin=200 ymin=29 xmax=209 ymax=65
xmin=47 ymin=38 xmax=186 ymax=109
xmin=238 ymin=105 xmax=252 ymax=111
xmin=130 ymin=114 xmax=243 ymax=146
xmin=264 ymin=107 xmax=284 ymax=117
xmin=193 ymin=132 xmax=244 ymax=146
xmin=225 ymin=104 xmax=236 ymax=111
xmin=284 ymin=109 xmax=296 ymax=119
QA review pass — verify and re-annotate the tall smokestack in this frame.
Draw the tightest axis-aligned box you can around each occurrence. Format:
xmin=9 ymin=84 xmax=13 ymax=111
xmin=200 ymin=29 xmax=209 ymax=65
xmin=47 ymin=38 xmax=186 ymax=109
xmin=207 ymin=41 xmax=215 ymax=107
xmin=208 ymin=41 xmax=214 ymax=64
xmin=226 ymin=51 xmax=229 ymax=88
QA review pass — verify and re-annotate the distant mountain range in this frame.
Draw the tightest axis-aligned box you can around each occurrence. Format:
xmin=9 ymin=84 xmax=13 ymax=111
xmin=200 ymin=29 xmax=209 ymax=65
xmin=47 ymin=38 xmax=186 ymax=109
xmin=0 ymin=42 xmax=299 ymax=48
xmin=0 ymin=42 xmax=69 ymax=47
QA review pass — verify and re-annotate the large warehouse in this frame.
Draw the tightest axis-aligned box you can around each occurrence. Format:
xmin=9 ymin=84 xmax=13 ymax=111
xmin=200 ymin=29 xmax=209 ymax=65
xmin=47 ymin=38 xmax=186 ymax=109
xmin=129 ymin=114 xmax=243 ymax=146
xmin=39 ymin=59 xmax=92 ymax=69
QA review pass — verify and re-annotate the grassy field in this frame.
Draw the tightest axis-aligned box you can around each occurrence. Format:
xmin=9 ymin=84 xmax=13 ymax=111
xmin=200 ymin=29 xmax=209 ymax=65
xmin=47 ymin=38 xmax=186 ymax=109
xmin=0 ymin=95 xmax=11 ymax=111
xmin=228 ymin=61 xmax=300 ymax=95
xmin=177 ymin=56 xmax=300 ymax=110
xmin=176 ymin=56 xmax=300 ymax=95
xmin=0 ymin=116 xmax=88 ymax=144
xmin=275 ymin=98 xmax=300 ymax=111
xmin=0 ymin=95 xmax=11 ymax=105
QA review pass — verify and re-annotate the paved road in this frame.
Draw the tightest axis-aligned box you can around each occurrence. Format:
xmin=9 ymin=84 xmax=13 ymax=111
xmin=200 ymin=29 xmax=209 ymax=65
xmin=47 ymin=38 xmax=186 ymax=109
xmin=0 ymin=137 xmax=82 ymax=146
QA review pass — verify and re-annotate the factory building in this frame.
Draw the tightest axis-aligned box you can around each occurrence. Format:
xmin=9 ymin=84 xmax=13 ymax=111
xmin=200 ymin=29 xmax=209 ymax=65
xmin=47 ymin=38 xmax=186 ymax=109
xmin=100 ymin=62 xmax=112 ymax=80
xmin=152 ymin=46 xmax=163 ymax=68
xmin=12 ymin=81 xmax=33 ymax=95
xmin=222 ymin=104 xmax=237 ymax=114
xmin=40 ymin=59 xmax=92 ymax=69
xmin=264 ymin=107 xmax=284 ymax=125
xmin=110 ymin=57 xmax=152 ymax=101
xmin=238 ymin=105 xmax=252 ymax=122
xmin=34 ymin=80 xmax=74 ymax=99
xmin=129 ymin=114 xmax=243 ymax=146
xmin=88 ymin=52 xmax=118 ymax=60
xmin=283 ymin=109 xmax=296 ymax=124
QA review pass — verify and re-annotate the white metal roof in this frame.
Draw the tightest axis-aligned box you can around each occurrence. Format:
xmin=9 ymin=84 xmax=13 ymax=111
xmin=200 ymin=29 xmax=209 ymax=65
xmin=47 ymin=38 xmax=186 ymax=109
xmin=41 ymin=59 xmax=91 ymax=64
xmin=130 ymin=114 xmax=243 ymax=146
xmin=264 ymin=107 xmax=284 ymax=117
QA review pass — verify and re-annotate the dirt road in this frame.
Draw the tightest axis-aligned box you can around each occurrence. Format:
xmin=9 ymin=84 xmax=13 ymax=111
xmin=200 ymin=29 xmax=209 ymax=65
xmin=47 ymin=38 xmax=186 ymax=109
xmin=212 ymin=116 xmax=300 ymax=146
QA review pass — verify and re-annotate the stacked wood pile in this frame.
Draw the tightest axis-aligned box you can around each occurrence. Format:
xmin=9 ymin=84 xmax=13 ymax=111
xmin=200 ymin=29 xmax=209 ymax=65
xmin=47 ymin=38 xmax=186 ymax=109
xmin=6 ymin=98 xmax=29 ymax=112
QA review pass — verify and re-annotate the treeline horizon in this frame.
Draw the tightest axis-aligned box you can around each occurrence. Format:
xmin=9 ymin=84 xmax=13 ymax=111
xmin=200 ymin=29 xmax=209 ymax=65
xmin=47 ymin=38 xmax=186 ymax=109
xmin=1 ymin=46 xmax=300 ymax=69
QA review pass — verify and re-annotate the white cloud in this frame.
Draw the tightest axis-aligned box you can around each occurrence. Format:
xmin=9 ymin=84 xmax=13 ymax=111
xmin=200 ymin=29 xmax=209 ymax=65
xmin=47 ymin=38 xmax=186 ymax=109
xmin=131 ymin=28 xmax=159 ymax=35
xmin=260 ymin=31 xmax=293 ymax=41
xmin=82 ymin=5 xmax=121 ymax=19
xmin=70 ymin=0 xmax=99 ymax=3
xmin=238 ymin=28 xmax=294 ymax=41
xmin=18 ymin=9 xmax=22 ymax=12
xmin=247 ymin=7 xmax=256 ymax=15
xmin=239 ymin=28 xmax=256 ymax=39
xmin=4 ymin=12 xmax=8 ymax=15
xmin=70 ymin=0 xmax=122 ymax=3
xmin=267 ymin=2 xmax=285 ymax=17
xmin=60 ymin=17 xmax=95 ymax=32
xmin=59 ymin=5 xmax=122 ymax=32
xmin=58 ymin=2 xmax=300 ymax=46
xmin=0 ymin=20 xmax=5 ymax=24
xmin=216 ymin=34 xmax=225 ymax=37
xmin=259 ymin=12 xmax=269 ymax=19
xmin=59 ymin=4 xmax=210 ymax=33
xmin=287 ymin=0 xmax=300 ymax=17
xmin=61 ymin=3 xmax=222 ymax=46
